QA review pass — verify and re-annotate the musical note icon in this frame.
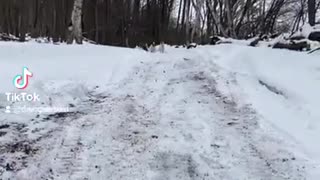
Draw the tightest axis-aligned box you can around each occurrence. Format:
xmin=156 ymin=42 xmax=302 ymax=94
xmin=13 ymin=67 xmax=33 ymax=89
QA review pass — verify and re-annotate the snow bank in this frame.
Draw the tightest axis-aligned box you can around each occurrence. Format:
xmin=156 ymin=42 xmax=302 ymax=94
xmin=0 ymin=42 xmax=151 ymax=112
xmin=291 ymin=24 xmax=320 ymax=39
xmin=196 ymin=44 xmax=320 ymax=178
xmin=0 ymin=42 xmax=149 ymax=89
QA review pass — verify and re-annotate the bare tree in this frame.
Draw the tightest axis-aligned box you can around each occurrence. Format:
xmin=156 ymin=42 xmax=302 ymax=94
xmin=0 ymin=0 xmax=316 ymax=45
xmin=308 ymin=0 xmax=316 ymax=26
xmin=191 ymin=0 xmax=204 ymax=43
xmin=68 ymin=0 xmax=84 ymax=44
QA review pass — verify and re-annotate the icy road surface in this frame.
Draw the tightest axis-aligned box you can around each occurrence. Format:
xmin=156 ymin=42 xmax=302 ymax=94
xmin=0 ymin=43 xmax=319 ymax=179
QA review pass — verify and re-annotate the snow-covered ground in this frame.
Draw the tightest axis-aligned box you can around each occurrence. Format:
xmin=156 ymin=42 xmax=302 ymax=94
xmin=0 ymin=42 xmax=320 ymax=179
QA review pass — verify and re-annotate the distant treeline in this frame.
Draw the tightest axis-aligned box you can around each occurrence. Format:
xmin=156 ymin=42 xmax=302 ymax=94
xmin=0 ymin=0 xmax=319 ymax=46
xmin=0 ymin=0 xmax=179 ymax=46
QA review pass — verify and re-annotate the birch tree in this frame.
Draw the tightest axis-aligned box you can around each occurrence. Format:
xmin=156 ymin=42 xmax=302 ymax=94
xmin=68 ymin=0 xmax=84 ymax=44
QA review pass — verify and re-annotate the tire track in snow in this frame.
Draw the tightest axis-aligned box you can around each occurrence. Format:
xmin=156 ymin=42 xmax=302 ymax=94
xmin=18 ymin=62 xmax=163 ymax=180
xmin=203 ymin=57 xmax=308 ymax=180
xmin=144 ymin=56 xmax=306 ymax=180
xmin=1 ymin=54 xmax=308 ymax=180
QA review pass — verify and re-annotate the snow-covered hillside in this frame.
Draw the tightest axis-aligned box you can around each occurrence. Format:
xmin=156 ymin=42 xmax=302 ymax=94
xmin=0 ymin=42 xmax=320 ymax=179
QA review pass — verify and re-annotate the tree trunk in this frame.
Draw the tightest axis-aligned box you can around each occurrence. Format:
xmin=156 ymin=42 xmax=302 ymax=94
xmin=308 ymin=0 xmax=316 ymax=26
xmin=206 ymin=0 xmax=227 ymax=37
xmin=191 ymin=0 xmax=203 ymax=43
xmin=68 ymin=0 xmax=84 ymax=44
xmin=225 ymin=0 xmax=236 ymax=37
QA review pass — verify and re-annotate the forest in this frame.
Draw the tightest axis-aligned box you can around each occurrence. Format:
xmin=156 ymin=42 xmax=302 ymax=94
xmin=0 ymin=0 xmax=319 ymax=47
xmin=1 ymin=1 xmax=320 ymax=179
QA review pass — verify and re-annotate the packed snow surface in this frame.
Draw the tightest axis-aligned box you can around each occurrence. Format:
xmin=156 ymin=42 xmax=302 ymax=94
xmin=0 ymin=42 xmax=320 ymax=179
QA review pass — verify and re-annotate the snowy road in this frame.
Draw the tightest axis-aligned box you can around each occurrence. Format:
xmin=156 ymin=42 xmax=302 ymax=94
xmin=0 ymin=45 xmax=312 ymax=180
